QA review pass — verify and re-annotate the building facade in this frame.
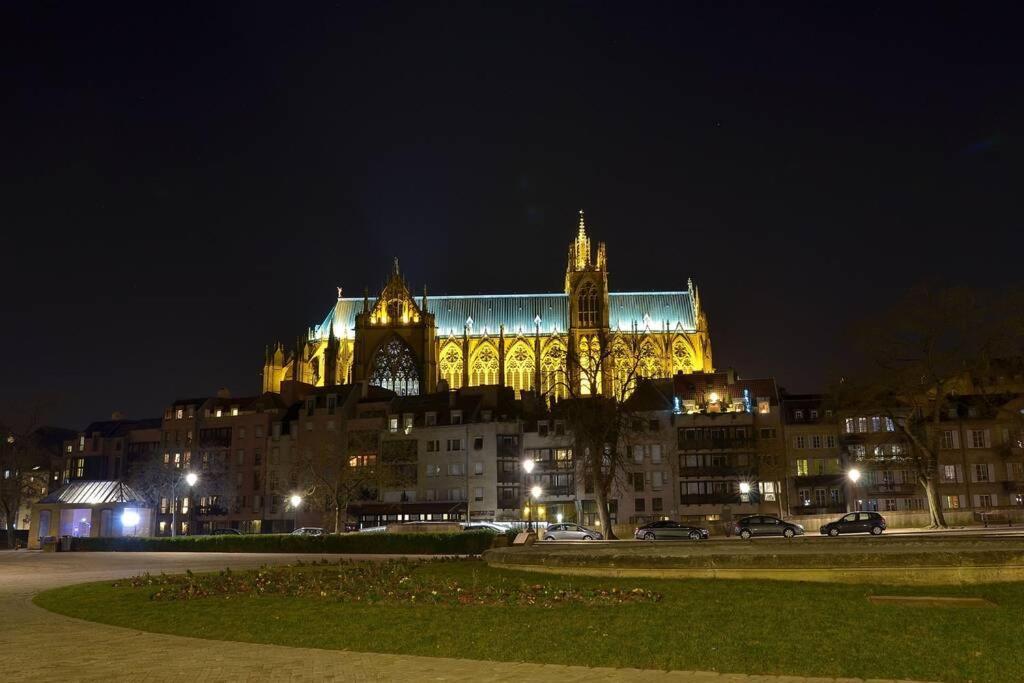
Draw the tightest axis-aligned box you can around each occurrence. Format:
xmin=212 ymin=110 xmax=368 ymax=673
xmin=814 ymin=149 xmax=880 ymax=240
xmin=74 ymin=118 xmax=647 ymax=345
xmin=262 ymin=212 xmax=713 ymax=401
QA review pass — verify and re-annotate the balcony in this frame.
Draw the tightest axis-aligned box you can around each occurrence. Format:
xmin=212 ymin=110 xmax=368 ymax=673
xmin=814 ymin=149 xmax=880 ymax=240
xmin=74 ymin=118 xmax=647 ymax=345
xmin=793 ymin=473 xmax=845 ymax=485
xmin=678 ymin=438 xmax=755 ymax=451
xmin=680 ymin=465 xmax=755 ymax=478
xmin=865 ymin=483 xmax=917 ymax=495
xmin=196 ymin=505 xmax=228 ymax=516
xmin=680 ymin=493 xmax=741 ymax=506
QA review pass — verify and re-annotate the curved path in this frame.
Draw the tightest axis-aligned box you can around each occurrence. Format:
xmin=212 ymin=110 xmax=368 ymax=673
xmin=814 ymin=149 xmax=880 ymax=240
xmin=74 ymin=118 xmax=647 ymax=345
xmin=0 ymin=550 xmax=923 ymax=682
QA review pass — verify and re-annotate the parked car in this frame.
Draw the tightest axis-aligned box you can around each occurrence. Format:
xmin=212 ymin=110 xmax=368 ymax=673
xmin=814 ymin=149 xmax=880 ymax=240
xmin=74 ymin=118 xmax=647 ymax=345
xmin=733 ymin=515 xmax=804 ymax=539
xmin=634 ymin=520 xmax=709 ymax=541
xmin=461 ymin=522 xmax=510 ymax=533
xmin=820 ymin=511 xmax=887 ymax=536
xmin=542 ymin=523 xmax=603 ymax=541
xmin=291 ymin=527 xmax=325 ymax=537
xmin=210 ymin=528 xmax=241 ymax=535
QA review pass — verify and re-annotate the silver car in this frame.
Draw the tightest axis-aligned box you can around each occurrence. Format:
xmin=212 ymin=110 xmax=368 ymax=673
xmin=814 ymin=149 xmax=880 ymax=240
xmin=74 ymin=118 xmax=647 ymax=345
xmin=542 ymin=523 xmax=603 ymax=541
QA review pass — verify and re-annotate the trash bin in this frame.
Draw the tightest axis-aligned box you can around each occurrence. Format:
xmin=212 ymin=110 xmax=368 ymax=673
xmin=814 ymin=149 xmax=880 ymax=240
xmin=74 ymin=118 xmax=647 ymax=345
xmin=60 ymin=535 xmax=72 ymax=552
xmin=42 ymin=537 xmax=57 ymax=553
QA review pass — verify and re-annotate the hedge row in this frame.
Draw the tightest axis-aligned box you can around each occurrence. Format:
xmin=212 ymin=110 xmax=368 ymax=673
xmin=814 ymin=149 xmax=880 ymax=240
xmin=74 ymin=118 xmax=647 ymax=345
xmin=69 ymin=531 xmax=497 ymax=555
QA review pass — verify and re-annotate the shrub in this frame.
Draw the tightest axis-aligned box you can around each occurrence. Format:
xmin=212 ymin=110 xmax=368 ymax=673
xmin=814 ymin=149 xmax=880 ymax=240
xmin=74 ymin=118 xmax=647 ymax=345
xmin=69 ymin=531 xmax=496 ymax=555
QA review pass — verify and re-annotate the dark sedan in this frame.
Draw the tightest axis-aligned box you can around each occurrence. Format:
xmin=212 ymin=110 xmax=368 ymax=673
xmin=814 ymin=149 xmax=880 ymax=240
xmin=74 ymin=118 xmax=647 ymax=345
xmin=634 ymin=520 xmax=709 ymax=540
xmin=733 ymin=515 xmax=804 ymax=539
xmin=820 ymin=511 xmax=887 ymax=536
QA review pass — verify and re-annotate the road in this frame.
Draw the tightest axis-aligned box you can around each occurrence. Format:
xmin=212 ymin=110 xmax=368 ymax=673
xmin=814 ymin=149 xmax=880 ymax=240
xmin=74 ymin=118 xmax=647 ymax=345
xmin=0 ymin=550 xmax=927 ymax=682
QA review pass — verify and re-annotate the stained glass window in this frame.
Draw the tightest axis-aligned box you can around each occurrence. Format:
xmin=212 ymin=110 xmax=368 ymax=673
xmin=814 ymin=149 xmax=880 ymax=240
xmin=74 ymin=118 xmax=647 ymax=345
xmin=370 ymin=338 xmax=420 ymax=396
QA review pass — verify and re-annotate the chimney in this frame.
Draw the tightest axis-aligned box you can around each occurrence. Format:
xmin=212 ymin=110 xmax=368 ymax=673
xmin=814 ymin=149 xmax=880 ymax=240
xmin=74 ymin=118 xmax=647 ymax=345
xmin=217 ymin=387 xmax=231 ymax=399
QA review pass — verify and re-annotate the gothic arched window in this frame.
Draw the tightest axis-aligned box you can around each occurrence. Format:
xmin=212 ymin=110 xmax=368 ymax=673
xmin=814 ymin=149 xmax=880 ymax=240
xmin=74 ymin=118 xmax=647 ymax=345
xmin=541 ymin=340 xmax=567 ymax=400
xmin=577 ymin=282 xmax=599 ymax=327
xmin=439 ymin=342 xmax=463 ymax=390
xmin=672 ymin=337 xmax=693 ymax=375
xmin=504 ymin=341 xmax=535 ymax=394
xmin=470 ymin=344 xmax=499 ymax=386
xmin=369 ymin=337 xmax=420 ymax=396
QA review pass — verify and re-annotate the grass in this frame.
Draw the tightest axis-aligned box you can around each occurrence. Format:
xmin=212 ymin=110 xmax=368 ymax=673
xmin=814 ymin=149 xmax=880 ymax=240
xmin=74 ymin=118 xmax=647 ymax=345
xmin=33 ymin=559 xmax=1024 ymax=682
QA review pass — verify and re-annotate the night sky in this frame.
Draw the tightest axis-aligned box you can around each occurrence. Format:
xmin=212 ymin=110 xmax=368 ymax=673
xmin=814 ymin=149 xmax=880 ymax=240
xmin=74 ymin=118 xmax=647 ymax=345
xmin=4 ymin=2 xmax=1021 ymax=429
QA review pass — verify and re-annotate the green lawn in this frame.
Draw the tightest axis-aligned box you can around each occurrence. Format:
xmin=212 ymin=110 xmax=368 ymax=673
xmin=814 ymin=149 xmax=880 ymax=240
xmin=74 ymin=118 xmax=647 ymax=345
xmin=34 ymin=559 xmax=1024 ymax=682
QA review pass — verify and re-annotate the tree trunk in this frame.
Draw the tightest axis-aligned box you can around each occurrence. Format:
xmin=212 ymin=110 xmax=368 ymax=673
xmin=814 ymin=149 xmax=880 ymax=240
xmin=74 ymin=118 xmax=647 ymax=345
xmin=921 ymin=475 xmax=948 ymax=529
xmin=4 ymin=513 xmax=16 ymax=549
xmin=593 ymin=484 xmax=617 ymax=540
xmin=334 ymin=500 xmax=341 ymax=534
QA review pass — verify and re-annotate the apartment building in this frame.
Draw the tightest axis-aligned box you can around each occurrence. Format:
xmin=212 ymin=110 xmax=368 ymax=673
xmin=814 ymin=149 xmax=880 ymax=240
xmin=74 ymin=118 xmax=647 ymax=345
xmin=155 ymin=391 xmax=287 ymax=535
xmin=673 ymin=370 xmax=785 ymax=526
xmin=522 ymin=414 xmax=575 ymax=525
xmin=780 ymin=394 xmax=848 ymax=515
xmin=61 ymin=414 xmax=160 ymax=483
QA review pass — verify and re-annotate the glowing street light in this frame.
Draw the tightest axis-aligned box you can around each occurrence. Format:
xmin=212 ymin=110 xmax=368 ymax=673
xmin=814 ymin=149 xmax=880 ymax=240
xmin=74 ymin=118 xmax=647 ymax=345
xmin=289 ymin=494 xmax=303 ymax=508
xmin=526 ymin=485 xmax=543 ymax=532
xmin=739 ymin=482 xmax=751 ymax=494
xmin=846 ymin=468 xmax=862 ymax=513
xmin=121 ymin=509 xmax=141 ymax=528
xmin=522 ymin=459 xmax=535 ymax=474
xmin=708 ymin=391 xmax=720 ymax=403
xmin=171 ymin=472 xmax=199 ymax=537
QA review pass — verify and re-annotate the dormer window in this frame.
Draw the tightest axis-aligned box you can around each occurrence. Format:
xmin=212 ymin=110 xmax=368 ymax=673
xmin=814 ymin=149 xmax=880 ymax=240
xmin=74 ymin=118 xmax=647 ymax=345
xmin=231 ymin=406 xmax=239 ymax=417
xmin=809 ymin=409 xmax=818 ymax=420
xmin=554 ymin=420 xmax=565 ymax=436
xmin=403 ymin=414 xmax=414 ymax=433
xmin=794 ymin=409 xmax=804 ymax=421
xmin=215 ymin=408 xmax=223 ymax=418
xmin=388 ymin=416 xmax=399 ymax=433
xmin=481 ymin=410 xmax=492 ymax=422
xmin=451 ymin=410 xmax=463 ymax=425
xmin=175 ymin=408 xmax=184 ymax=419
xmin=538 ymin=420 xmax=549 ymax=437
xmin=425 ymin=411 xmax=437 ymax=426
xmin=326 ymin=396 xmax=337 ymax=414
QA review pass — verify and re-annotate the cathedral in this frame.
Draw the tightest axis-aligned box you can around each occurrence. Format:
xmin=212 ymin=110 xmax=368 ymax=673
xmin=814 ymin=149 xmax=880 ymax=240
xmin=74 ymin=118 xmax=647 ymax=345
xmin=262 ymin=212 xmax=713 ymax=399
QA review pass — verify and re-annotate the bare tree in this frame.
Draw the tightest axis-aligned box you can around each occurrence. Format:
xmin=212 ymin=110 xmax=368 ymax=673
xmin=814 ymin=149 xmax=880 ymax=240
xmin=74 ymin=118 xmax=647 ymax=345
xmin=126 ymin=451 xmax=227 ymax=536
xmin=297 ymin=429 xmax=410 ymax=533
xmin=0 ymin=404 xmax=61 ymax=549
xmin=544 ymin=328 xmax=657 ymax=539
xmin=837 ymin=286 xmax=1024 ymax=529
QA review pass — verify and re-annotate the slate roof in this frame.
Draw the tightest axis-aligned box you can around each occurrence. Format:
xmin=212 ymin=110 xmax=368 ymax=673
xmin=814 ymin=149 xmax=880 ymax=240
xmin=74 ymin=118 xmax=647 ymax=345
xmin=38 ymin=480 xmax=146 ymax=505
xmin=315 ymin=291 xmax=697 ymax=340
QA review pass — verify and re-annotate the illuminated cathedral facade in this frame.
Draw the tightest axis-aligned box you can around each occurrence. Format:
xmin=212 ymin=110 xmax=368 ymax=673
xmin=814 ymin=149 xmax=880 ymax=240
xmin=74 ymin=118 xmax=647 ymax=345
xmin=262 ymin=212 xmax=713 ymax=399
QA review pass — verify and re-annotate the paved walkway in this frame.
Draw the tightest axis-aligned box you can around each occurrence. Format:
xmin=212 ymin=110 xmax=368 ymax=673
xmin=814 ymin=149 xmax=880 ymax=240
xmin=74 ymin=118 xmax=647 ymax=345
xmin=0 ymin=551 xmax=928 ymax=682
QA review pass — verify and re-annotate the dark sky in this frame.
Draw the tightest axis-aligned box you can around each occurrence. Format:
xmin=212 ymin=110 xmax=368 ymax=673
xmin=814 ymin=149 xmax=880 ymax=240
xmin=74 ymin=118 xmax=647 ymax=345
xmin=3 ymin=2 xmax=1021 ymax=428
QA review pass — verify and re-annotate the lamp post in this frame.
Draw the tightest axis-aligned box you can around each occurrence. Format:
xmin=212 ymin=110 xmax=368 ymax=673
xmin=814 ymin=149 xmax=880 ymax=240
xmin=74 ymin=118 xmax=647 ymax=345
xmin=739 ymin=481 xmax=751 ymax=504
xmin=847 ymin=468 xmax=861 ymax=513
xmin=289 ymin=494 xmax=303 ymax=532
xmin=522 ymin=458 xmax=535 ymax=531
xmin=530 ymin=485 xmax=542 ymax=533
xmin=170 ymin=471 xmax=198 ymax=537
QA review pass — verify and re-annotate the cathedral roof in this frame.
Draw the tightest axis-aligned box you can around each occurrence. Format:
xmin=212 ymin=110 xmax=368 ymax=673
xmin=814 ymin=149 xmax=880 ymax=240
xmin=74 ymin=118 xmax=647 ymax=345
xmin=315 ymin=291 xmax=697 ymax=340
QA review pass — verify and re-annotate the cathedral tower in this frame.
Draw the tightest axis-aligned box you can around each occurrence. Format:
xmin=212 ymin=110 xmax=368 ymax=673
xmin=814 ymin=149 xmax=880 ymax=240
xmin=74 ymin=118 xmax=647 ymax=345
xmin=565 ymin=210 xmax=611 ymax=395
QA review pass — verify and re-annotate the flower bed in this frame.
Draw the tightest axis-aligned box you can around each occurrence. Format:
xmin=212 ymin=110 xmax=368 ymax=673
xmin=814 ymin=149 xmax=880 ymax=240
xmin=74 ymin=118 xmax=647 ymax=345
xmin=70 ymin=531 xmax=496 ymax=555
xmin=117 ymin=559 xmax=663 ymax=607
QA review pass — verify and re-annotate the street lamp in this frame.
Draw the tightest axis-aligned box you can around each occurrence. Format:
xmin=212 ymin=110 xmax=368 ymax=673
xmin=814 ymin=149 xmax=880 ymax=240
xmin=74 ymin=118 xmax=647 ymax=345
xmin=529 ymin=485 xmax=542 ymax=532
xmin=847 ymin=468 xmax=861 ymax=513
xmin=521 ymin=459 xmax=536 ymax=530
xmin=288 ymin=494 xmax=303 ymax=533
xmin=739 ymin=481 xmax=751 ymax=503
xmin=171 ymin=472 xmax=198 ymax=537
